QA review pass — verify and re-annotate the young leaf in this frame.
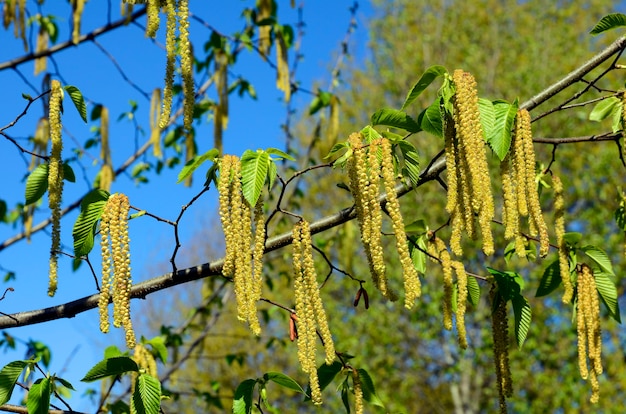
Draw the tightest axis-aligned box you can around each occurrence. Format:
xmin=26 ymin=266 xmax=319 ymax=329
xmin=63 ymin=162 xmax=76 ymax=183
xmin=309 ymin=90 xmax=333 ymax=115
xmin=397 ymin=140 xmax=421 ymax=187
xmin=81 ymin=356 xmax=139 ymax=382
xmin=72 ymin=189 xmax=109 ymax=257
xmin=340 ymin=379 xmax=350 ymax=414
xmin=589 ymin=96 xmax=620 ymax=122
xmin=131 ymin=374 xmax=161 ymax=414
xmin=590 ymin=13 xmax=626 ymax=35
xmin=64 ymin=85 xmax=87 ymax=123
xmin=360 ymin=125 xmax=383 ymax=142
xmin=304 ymin=360 xmax=342 ymax=401
xmin=582 ymin=245 xmax=615 ymax=276
xmin=264 ymin=372 xmax=305 ymax=394
xmin=370 ymin=108 xmax=420 ymax=132
xmin=417 ymin=100 xmax=443 ymax=137
xmin=233 ymin=379 xmax=256 ymax=414
xmin=176 ymin=148 xmax=219 ymax=184
xmin=27 ymin=377 xmax=51 ymax=414
xmin=488 ymin=100 xmax=518 ymax=161
xmin=467 ymin=275 xmax=480 ymax=306
xmin=511 ymin=295 xmax=532 ymax=349
xmin=25 ymin=163 xmax=49 ymax=205
xmin=145 ymin=336 xmax=168 ymax=364
xmin=478 ymin=98 xmax=495 ymax=140
xmin=401 ymin=65 xmax=447 ymax=110
xmin=593 ymin=270 xmax=621 ymax=323
xmin=357 ymin=369 xmax=384 ymax=407
xmin=535 ymin=260 xmax=562 ymax=297
xmin=266 ymin=147 xmax=295 ymax=161
xmin=53 ymin=377 xmax=75 ymax=391
xmin=241 ymin=149 xmax=270 ymax=206
xmin=0 ymin=360 xmax=29 ymax=405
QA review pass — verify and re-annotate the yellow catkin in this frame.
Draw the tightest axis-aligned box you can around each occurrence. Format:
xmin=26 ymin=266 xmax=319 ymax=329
xmin=491 ymin=286 xmax=512 ymax=413
xmin=553 ymin=175 xmax=572 ymax=303
xmin=34 ymin=24 xmax=48 ymax=75
xmin=16 ymin=0 xmax=27 ymax=51
xmin=218 ymin=155 xmax=239 ymax=277
xmin=576 ymin=266 xmax=589 ymax=380
xmin=500 ymin=154 xmax=518 ymax=241
xmin=70 ymin=0 xmax=85 ymax=44
xmin=444 ymin=117 xmax=465 ymax=256
xmin=518 ymin=109 xmax=549 ymax=257
xmin=248 ymin=200 xmax=266 ymax=336
xmin=235 ymin=195 xmax=253 ymax=322
xmin=429 ymin=236 xmax=453 ymax=330
xmin=293 ymin=220 xmax=335 ymax=405
xmin=353 ymin=370 xmax=364 ymax=414
xmin=48 ymin=80 xmax=64 ymax=296
xmin=380 ymin=138 xmax=421 ymax=307
xmin=99 ymin=194 xmax=135 ymax=348
xmin=178 ymin=0 xmax=194 ymax=135
xmin=145 ymin=0 xmax=161 ymax=38
xmin=133 ymin=343 xmax=157 ymax=377
xmin=159 ymin=0 xmax=177 ymax=128
xmin=451 ymin=70 xmax=494 ymax=255
xmin=256 ymin=0 xmax=272 ymax=58
xmin=275 ymin=29 xmax=291 ymax=102
xmin=149 ymin=88 xmax=162 ymax=158
xmin=452 ymin=261 xmax=468 ymax=349
xmin=512 ymin=112 xmax=529 ymax=217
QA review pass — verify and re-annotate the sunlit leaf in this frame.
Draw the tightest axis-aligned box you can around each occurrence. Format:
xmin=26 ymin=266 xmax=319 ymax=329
xmin=370 ymin=108 xmax=420 ymax=132
xmin=72 ymin=189 xmax=109 ymax=257
xmin=264 ymin=372 xmax=305 ymax=394
xmin=25 ymin=163 xmax=49 ymax=205
xmin=357 ymin=368 xmax=384 ymax=407
xmin=176 ymin=148 xmax=219 ymax=184
xmin=582 ymin=245 xmax=615 ymax=276
xmin=467 ymin=276 xmax=480 ymax=306
xmin=0 ymin=360 xmax=29 ymax=405
xmin=401 ymin=65 xmax=447 ymax=110
xmin=26 ymin=377 xmax=51 ymax=414
xmin=417 ymin=100 xmax=442 ymax=137
xmin=488 ymin=99 xmax=518 ymax=161
xmin=589 ymin=96 xmax=620 ymax=122
xmin=593 ymin=270 xmax=621 ymax=323
xmin=233 ymin=379 xmax=256 ymax=414
xmin=241 ymin=149 xmax=270 ymax=206
xmin=590 ymin=13 xmax=626 ymax=35
xmin=81 ymin=356 xmax=138 ymax=382
xmin=64 ymin=85 xmax=87 ymax=123
xmin=131 ymin=374 xmax=161 ymax=414
xmin=511 ymin=295 xmax=532 ymax=349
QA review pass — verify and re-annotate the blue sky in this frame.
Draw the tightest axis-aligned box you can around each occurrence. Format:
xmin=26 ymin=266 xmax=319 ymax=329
xmin=0 ymin=1 xmax=373 ymax=410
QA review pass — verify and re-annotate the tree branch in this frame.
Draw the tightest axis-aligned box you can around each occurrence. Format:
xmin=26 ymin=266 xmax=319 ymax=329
xmin=0 ymin=8 xmax=147 ymax=72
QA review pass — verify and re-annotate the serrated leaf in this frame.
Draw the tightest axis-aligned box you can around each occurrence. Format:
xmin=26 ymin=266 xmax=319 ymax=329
xmin=264 ymin=372 xmax=304 ymax=394
xmin=266 ymin=147 xmax=295 ymax=161
xmin=54 ymin=377 xmax=75 ymax=391
xmin=81 ymin=356 xmax=138 ymax=382
xmin=582 ymin=245 xmax=615 ymax=276
xmin=409 ymin=236 xmax=426 ymax=274
xmin=233 ymin=379 xmax=256 ymax=414
xmin=145 ymin=337 xmax=167 ymax=364
xmin=593 ymin=271 xmax=621 ymax=323
xmin=535 ymin=260 xmax=562 ymax=297
xmin=64 ymin=85 xmax=87 ymax=123
xmin=241 ymin=150 xmax=270 ymax=206
xmin=357 ymin=369 xmax=384 ymax=407
xmin=177 ymin=148 xmax=219 ymax=184
xmin=478 ymin=98 xmax=495 ymax=140
xmin=360 ymin=125 xmax=383 ymax=142
xmin=467 ymin=276 xmax=480 ymax=306
xmin=324 ymin=142 xmax=349 ymax=160
xmin=589 ymin=97 xmax=620 ymax=122
xmin=370 ymin=108 xmax=420 ymax=132
xmin=72 ymin=189 xmax=109 ymax=257
xmin=0 ymin=360 xmax=29 ymax=405
xmin=401 ymin=65 xmax=447 ymax=110
xmin=417 ymin=100 xmax=442 ymax=137
xmin=27 ymin=377 xmax=51 ymax=414
xmin=25 ymin=163 xmax=49 ymax=205
xmin=104 ymin=345 xmax=123 ymax=359
xmin=511 ymin=295 xmax=532 ymax=349
xmin=397 ymin=140 xmax=421 ymax=186
xmin=488 ymin=100 xmax=518 ymax=161
xmin=590 ymin=13 xmax=626 ymax=35
xmin=131 ymin=374 xmax=161 ymax=414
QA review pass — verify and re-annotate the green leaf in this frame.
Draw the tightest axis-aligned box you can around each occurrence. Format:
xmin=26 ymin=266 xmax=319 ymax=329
xmin=131 ymin=374 xmax=161 ymax=414
xmin=177 ymin=148 xmax=219 ymax=184
xmin=590 ymin=13 xmax=626 ymax=35
xmin=535 ymin=260 xmax=562 ymax=297
xmin=360 ymin=125 xmax=383 ymax=142
xmin=54 ymin=377 xmax=75 ymax=391
xmin=589 ymin=97 xmax=620 ymax=122
xmin=488 ymin=100 xmax=518 ymax=161
xmin=582 ymin=245 xmax=615 ymax=276
xmin=309 ymin=91 xmax=333 ymax=115
xmin=478 ymin=98 xmax=495 ymax=140
xmin=25 ymin=163 xmax=49 ymax=205
xmin=401 ymin=65 xmax=447 ymax=110
xmin=241 ymin=150 xmax=270 ymax=206
xmin=0 ymin=360 xmax=29 ymax=405
xmin=317 ymin=361 xmax=342 ymax=393
xmin=63 ymin=162 xmax=76 ymax=182
xmin=81 ymin=356 xmax=139 ymax=382
xmin=266 ymin=147 xmax=295 ymax=161
xmin=417 ymin=100 xmax=443 ymax=137
xmin=27 ymin=377 xmax=51 ymax=414
xmin=616 ymin=202 xmax=626 ymax=230
xmin=103 ymin=345 xmax=123 ymax=359
xmin=593 ymin=271 xmax=621 ymax=323
xmin=357 ymin=369 xmax=384 ymax=407
xmin=397 ymin=140 xmax=421 ymax=186
xmin=467 ymin=276 xmax=480 ymax=306
xmin=264 ymin=372 xmax=305 ymax=394
xmin=233 ymin=379 xmax=256 ymax=414
xmin=72 ymin=189 xmax=109 ymax=257
xmin=370 ymin=108 xmax=420 ymax=132
xmin=562 ymin=232 xmax=582 ymax=247
xmin=64 ymin=85 xmax=87 ymax=123
xmin=340 ymin=379 xmax=350 ymax=414
xmin=511 ymin=295 xmax=532 ymax=349
xmin=145 ymin=336 xmax=168 ymax=364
